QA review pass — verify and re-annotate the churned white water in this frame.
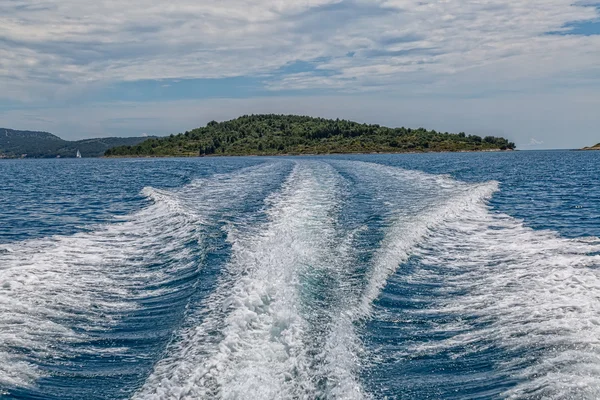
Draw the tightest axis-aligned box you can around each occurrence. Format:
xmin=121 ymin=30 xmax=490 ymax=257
xmin=321 ymin=161 xmax=500 ymax=399
xmin=0 ymin=192 xmax=197 ymax=388
xmin=388 ymin=183 xmax=600 ymax=399
xmin=135 ymin=161 xmax=506 ymax=400
xmin=135 ymin=161 xmax=360 ymax=399
xmin=3 ymin=158 xmax=599 ymax=400
xmin=0 ymin=162 xmax=283 ymax=390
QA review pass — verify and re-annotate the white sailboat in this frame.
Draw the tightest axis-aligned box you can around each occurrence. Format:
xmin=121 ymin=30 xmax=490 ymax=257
xmin=76 ymin=149 xmax=82 ymax=158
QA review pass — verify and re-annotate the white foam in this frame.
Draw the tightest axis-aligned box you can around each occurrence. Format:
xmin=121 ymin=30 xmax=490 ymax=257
xmin=0 ymin=196 xmax=197 ymax=389
xmin=9 ymin=158 xmax=590 ymax=398
xmin=0 ymin=162 xmax=285 ymax=391
xmin=134 ymin=161 xmax=373 ymax=399
xmin=392 ymin=191 xmax=600 ymax=398
xmin=137 ymin=161 xmax=505 ymax=400
xmin=339 ymin=162 xmax=600 ymax=398
xmin=316 ymin=161 xmax=500 ymax=397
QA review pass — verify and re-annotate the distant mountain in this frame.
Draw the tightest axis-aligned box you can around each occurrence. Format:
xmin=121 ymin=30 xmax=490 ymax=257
xmin=0 ymin=128 xmax=152 ymax=158
xmin=582 ymin=143 xmax=600 ymax=150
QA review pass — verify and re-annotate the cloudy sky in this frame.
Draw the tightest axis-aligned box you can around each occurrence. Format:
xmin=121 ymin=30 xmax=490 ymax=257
xmin=1 ymin=0 xmax=599 ymax=148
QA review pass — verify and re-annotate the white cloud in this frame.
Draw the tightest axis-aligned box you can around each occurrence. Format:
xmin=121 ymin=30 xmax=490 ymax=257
xmin=0 ymin=0 xmax=599 ymax=101
xmin=527 ymin=138 xmax=545 ymax=146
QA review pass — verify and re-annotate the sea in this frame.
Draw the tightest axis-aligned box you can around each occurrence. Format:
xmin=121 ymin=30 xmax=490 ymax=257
xmin=1 ymin=151 xmax=599 ymax=399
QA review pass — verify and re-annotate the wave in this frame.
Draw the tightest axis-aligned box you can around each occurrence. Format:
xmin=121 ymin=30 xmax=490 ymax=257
xmin=0 ymin=189 xmax=199 ymax=390
xmin=0 ymin=162 xmax=287 ymax=394
xmin=4 ymin=158 xmax=596 ymax=399
xmin=403 ymin=212 xmax=600 ymax=398
xmin=358 ymin=162 xmax=600 ymax=398
xmin=134 ymin=161 xmax=356 ymax=399
xmin=135 ymin=161 xmax=504 ymax=400
xmin=323 ymin=161 xmax=500 ymax=398
xmin=342 ymin=162 xmax=499 ymax=319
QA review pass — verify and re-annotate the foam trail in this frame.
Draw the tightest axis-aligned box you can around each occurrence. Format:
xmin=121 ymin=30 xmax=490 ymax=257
xmin=339 ymin=162 xmax=499 ymax=315
xmin=318 ymin=161 xmax=600 ymax=399
xmin=0 ymin=191 xmax=198 ymax=390
xmin=9 ymin=158 xmax=593 ymax=399
xmin=359 ymin=172 xmax=498 ymax=318
xmin=400 ymin=203 xmax=600 ymax=399
xmin=135 ymin=161 xmax=365 ymax=400
xmin=322 ymin=161 xmax=500 ymax=397
xmin=0 ymin=162 xmax=286 ymax=393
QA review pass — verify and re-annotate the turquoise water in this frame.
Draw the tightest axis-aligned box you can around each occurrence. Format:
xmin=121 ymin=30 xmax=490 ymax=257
xmin=1 ymin=151 xmax=599 ymax=399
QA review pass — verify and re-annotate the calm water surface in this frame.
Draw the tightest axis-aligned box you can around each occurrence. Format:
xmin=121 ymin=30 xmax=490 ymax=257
xmin=1 ymin=151 xmax=599 ymax=399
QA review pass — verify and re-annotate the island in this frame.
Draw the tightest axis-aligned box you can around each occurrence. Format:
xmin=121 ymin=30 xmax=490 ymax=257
xmin=582 ymin=143 xmax=600 ymax=150
xmin=105 ymin=114 xmax=516 ymax=157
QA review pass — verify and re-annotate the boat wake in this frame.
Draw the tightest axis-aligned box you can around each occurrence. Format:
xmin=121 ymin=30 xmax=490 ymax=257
xmin=0 ymin=162 xmax=287 ymax=396
xmin=1 ymin=160 xmax=599 ymax=399
xmin=380 ymin=203 xmax=600 ymax=399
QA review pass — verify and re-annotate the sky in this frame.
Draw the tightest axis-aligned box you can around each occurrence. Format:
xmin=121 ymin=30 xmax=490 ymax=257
xmin=1 ymin=0 xmax=599 ymax=148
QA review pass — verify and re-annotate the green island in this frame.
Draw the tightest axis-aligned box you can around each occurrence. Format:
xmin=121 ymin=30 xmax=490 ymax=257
xmin=105 ymin=114 xmax=516 ymax=157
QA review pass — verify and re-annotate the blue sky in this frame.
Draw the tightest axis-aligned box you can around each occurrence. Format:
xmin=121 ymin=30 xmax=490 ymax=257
xmin=1 ymin=0 xmax=599 ymax=148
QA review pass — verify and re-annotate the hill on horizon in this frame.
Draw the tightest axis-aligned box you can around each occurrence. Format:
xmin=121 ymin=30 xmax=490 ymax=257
xmin=106 ymin=114 xmax=516 ymax=157
xmin=582 ymin=143 xmax=600 ymax=150
xmin=0 ymin=128 xmax=152 ymax=158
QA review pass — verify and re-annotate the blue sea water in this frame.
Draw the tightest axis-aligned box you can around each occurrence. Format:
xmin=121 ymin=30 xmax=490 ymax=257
xmin=0 ymin=151 xmax=599 ymax=399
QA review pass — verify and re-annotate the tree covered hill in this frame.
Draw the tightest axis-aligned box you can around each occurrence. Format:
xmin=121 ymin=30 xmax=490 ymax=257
xmin=0 ymin=128 xmax=151 ymax=158
xmin=105 ymin=115 xmax=516 ymax=157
